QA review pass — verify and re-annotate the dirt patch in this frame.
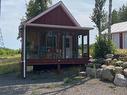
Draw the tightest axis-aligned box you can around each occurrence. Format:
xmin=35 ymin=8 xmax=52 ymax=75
xmin=0 ymin=72 xmax=127 ymax=95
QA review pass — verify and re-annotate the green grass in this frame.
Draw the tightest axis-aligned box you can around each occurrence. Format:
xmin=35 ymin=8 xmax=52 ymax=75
xmin=0 ymin=62 xmax=20 ymax=74
xmin=115 ymin=49 xmax=127 ymax=55
xmin=0 ymin=54 xmax=20 ymax=75
xmin=0 ymin=54 xmax=20 ymax=59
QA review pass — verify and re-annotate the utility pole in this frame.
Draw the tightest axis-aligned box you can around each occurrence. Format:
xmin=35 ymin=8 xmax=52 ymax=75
xmin=108 ymin=0 xmax=112 ymax=40
xmin=0 ymin=0 xmax=5 ymax=48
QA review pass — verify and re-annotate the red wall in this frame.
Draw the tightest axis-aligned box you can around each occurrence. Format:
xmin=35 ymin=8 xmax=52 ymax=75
xmin=32 ymin=6 xmax=77 ymax=26
xmin=119 ymin=33 xmax=123 ymax=49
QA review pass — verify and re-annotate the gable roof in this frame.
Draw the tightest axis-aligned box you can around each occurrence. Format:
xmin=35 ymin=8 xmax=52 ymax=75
xmin=102 ymin=21 xmax=127 ymax=34
xmin=26 ymin=1 xmax=80 ymax=26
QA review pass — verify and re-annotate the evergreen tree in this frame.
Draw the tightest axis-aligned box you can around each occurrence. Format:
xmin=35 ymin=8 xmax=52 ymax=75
xmin=26 ymin=0 xmax=52 ymax=20
xmin=112 ymin=9 xmax=118 ymax=24
xmin=111 ymin=4 xmax=127 ymax=24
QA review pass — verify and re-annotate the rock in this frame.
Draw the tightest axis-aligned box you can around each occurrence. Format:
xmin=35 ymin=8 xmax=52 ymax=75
xmin=101 ymin=65 xmax=107 ymax=68
xmin=115 ymin=61 xmax=123 ymax=66
xmin=105 ymin=58 xmax=112 ymax=65
xmin=123 ymin=68 xmax=127 ymax=77
xmin=106 ymin=65 xmax=115 ymax=70
xmin=114 ymin=74 xmax=127 ymax=87
xmin=101 ymin=66 xmax=115 ymax=81
xmin=79 ymin=71 xmax=86 ymax=76
xmin=106 ymin=54 xmax=114 ymax=59
xmin=122 ymin=62 xmax=127 ymax=69
xmin=96 ymin=68 xmax=103 ymax=78
xmin=114 ymin=67 xmax=123 ymax=74
xmin=86 ymin=67 xmax=96 ymax=77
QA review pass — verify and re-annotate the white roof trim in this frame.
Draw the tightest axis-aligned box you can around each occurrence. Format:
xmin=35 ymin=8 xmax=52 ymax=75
xmin=26 ymin=23 xmax=93 ymax=30
xmin=26 ymin=1 xmax=80 ymax=26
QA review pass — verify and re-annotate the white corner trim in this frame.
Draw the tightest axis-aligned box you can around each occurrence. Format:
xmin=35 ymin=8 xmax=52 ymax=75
xmin=23 ymin=25 xmax=26 ymax=78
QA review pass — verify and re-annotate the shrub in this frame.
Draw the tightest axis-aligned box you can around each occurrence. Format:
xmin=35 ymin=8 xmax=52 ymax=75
xmin=92 ymin=36 xmax=115 ymax=59
xmin=115 ymin=49 xmax=127 ymax=55
xmin=0 ymin=48 xmax=20 ymax=56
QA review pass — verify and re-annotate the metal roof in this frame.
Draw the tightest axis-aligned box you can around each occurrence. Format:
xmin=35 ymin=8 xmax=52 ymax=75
xmin=102 ymin=21 xmax=127 ymax=34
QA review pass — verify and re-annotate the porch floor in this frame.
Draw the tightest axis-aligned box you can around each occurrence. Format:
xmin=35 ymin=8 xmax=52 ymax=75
xmin=27 ymin=58 xmax=89 ymax=66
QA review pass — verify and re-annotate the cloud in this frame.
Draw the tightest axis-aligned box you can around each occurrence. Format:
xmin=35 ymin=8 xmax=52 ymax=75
xmin=1 ymin=0 xmax=127 ymax=49
xmin=1 ymin=0 xmax=26 ymax=49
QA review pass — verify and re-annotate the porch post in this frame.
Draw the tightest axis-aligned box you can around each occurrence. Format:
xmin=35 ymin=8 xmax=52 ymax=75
xmin=72 ymin=34 xmax=75 ymax=58
xmin=81 ymin=35 xmax=84 ymax=58
xmin=63 ymin=32 xmax=66 ymax=59
xmin=76 ymin=34 xmax=78 ymax=58
xmin=87 ymin=31 xmax=90 ymax=58
xmin=57 ymin=32 xmax=61 ymax=72
xmin=23 ymin=24 xmax=27 ymax=79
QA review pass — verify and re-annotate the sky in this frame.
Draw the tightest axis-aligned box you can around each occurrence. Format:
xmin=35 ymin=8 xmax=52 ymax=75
xmin=0 ymin=0 xmax=127 ymax=49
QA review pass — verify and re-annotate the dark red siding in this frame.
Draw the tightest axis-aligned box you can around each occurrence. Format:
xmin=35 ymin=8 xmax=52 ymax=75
xmin=32 ymin=6 xmax=77 ymax=26
xmin=119 ymin=33 xmax=123 ymax=49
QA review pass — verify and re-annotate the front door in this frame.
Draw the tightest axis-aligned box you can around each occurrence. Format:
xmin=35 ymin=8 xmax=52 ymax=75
xmin=63 ymin=36 xmax=72 ymax=58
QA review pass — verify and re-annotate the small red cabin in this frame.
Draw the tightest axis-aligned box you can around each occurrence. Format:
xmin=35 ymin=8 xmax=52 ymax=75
xmin=20 ymin=1 xmax=93 ymax=78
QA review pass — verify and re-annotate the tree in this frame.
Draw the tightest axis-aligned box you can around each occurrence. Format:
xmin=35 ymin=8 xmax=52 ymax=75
xmin=108 ymin=0 xmax=112 ymax=40
xmin=26 ymin=0 xmax=52 ymax=20
xmin=91 ymin=0 xmax=107 ymax=37
xmin=111 ymin=4 xmax=127 ymax=24
xmin=92 ymin=36 xmax=115 ymax=58
xmin=118 ymin=5 xmax=127 ymax=22
xmin=112 ymin=9 xmax=118 ymax=24
xmin=18 ymin=0 xmax=52 ymax=39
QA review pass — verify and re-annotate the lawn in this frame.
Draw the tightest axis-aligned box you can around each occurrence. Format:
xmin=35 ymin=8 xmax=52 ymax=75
xmin=0 ymin=54 xmax=21 ymax=75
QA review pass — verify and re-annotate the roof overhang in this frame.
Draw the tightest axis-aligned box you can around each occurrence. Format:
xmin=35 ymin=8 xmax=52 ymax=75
xmin=26 ymin=23 xmax=93 ymax=31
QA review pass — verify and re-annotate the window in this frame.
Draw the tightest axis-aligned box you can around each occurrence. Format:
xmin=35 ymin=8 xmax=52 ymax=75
xmin=47 ymin=32 xmax=56 ymax=48
xmin=65 ymin=38 xmax=70 ymax=48
xmin=47 ymin=36 xmax=56 ymax=48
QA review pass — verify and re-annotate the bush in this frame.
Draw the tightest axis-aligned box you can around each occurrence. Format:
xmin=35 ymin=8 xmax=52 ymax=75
xmin=115 ymin=49 xmax=127 ymax=55
xmin=0 ymin=48 xmax=20 ymax=56
xmin=92 ymin=36 xmax=115 ymax=59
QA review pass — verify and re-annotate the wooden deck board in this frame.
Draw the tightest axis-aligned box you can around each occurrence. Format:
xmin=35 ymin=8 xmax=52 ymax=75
xmin=26 ymin=58 xmax=89 ymax=66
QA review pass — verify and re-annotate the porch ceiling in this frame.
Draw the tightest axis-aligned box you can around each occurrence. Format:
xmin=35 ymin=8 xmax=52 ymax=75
xmin=26 ymin=23 xmax=93 ymax=31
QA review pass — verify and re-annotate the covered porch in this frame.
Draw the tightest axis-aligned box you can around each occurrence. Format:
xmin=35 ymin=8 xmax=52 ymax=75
xmin=23 ymin=23 xmax=91 ymax=65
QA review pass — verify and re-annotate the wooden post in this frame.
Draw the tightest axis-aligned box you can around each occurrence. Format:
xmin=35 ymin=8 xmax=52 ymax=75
xmin=57 ymin=32 xmax=61 ymax=72
xmin=63 ymin=32 xmax=66 ymax=59
xmin=72 ymin=34 xmax=74 ymax=58
xmin=76 ymin=34 xmax=78 ymax=58
xmin=81 ymin=35 xmax=84 ymax=58
xmin=87 ymin=31 xmax=90 ymax=59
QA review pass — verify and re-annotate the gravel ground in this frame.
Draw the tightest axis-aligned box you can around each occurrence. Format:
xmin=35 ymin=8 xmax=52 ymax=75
xmin=0 ymin=72 xmax=127 ymax=95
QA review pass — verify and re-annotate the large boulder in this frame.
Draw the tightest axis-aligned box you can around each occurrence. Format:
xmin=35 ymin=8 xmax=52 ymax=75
xmin=122 ymin=62 xmax=127 ymax=69
xmin=86 ymin=67 xmax=96 ymax=77
xmin=101 ymin=65 xmax=115 ymax=81
xmin=114 ymin=66 xmax=123 ymax=74
xmin=115 ymin=61 xmax=123 ymax=66
xmin=114 ymin=74 xmax=127 ymax=87
xmin=105 ymin=58 xmax=112 ymax=65
xmin=123 ymin=68 xmax=127 ymax=77
xmin=101 ymin=65 xmax=107 ymax=69
xmin=79 ymin=71 xmax=86 ymax=77
xmin=96 ymin=68 xmax=103 ymax=78
xmin=106 ymin=54 xmax=114 ymax=59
